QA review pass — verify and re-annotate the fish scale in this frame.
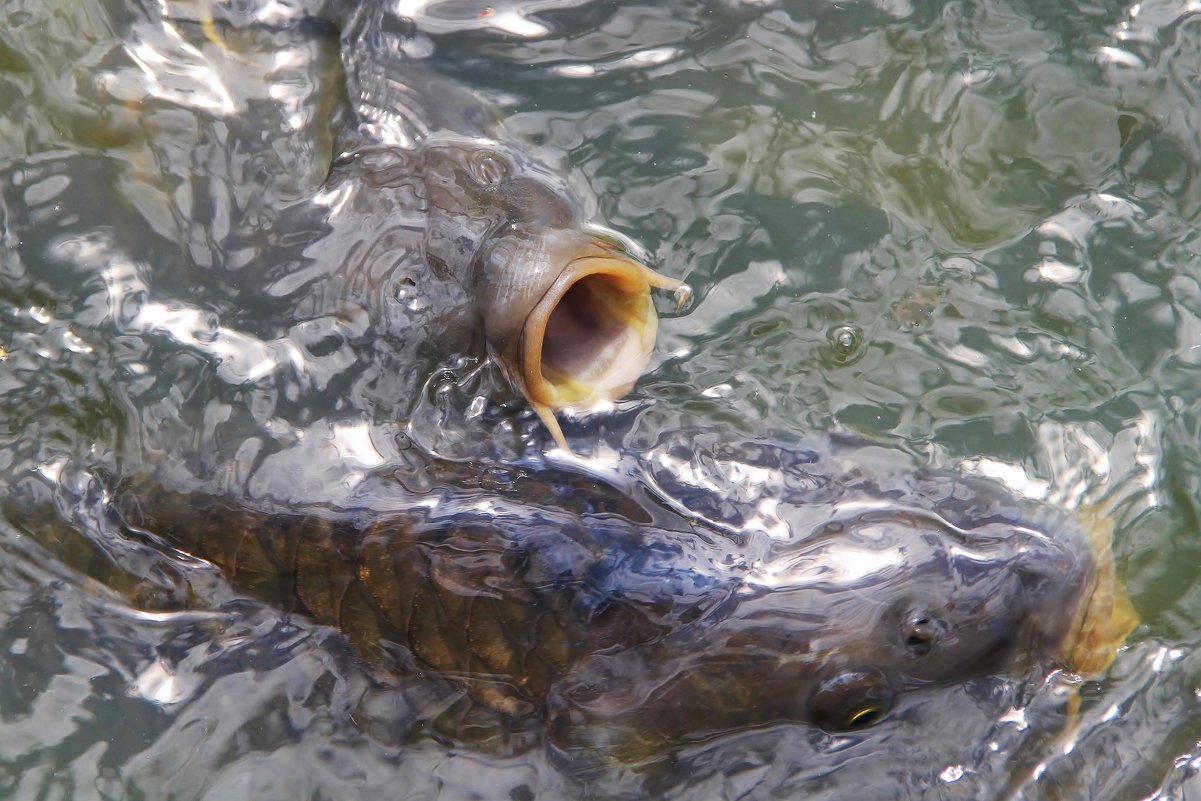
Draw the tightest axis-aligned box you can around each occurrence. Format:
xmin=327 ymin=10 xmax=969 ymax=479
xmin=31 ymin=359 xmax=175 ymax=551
xmin=0 ymin=443 xmax=1126 ymax=770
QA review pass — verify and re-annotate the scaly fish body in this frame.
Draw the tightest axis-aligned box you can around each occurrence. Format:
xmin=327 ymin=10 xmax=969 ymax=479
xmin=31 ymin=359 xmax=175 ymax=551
xmin=7 ymin=435 xmax=1122 ymax=768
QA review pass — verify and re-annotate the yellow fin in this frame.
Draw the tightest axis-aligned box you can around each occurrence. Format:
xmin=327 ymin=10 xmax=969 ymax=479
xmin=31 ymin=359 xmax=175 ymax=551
xmin=1067 ymin=506 xmax=1138 ymax=675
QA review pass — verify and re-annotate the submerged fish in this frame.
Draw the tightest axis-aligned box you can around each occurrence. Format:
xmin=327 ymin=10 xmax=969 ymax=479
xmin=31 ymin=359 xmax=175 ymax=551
xmin=5 ymin=438 xmax=1133 ymax=771
xmin=327 ymin=131 xmax=690 ymax=450
xmin=174 ymin=1 xmax=692 ymax=452
xmin=0 ymin=1 xmax=1136 ymax=782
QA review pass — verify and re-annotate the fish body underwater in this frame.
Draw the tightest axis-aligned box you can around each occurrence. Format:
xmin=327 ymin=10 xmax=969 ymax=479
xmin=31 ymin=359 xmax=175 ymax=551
xmin=2 ymin=434 xmax=1132 ymax=773
xmin=0 ymin=0 xmax=1135 ymax=785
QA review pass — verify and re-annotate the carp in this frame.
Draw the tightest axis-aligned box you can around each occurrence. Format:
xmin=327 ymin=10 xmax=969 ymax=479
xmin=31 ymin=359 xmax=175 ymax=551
xmin=172 ymin=0 xmax=692 ymax=452
xmin=3 ymin=437 xmax=1135 ymax=771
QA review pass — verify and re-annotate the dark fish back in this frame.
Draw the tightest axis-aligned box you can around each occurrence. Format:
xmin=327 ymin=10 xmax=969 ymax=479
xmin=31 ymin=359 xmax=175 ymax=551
xmin=110 ymin=477 xmax=736 ymax=727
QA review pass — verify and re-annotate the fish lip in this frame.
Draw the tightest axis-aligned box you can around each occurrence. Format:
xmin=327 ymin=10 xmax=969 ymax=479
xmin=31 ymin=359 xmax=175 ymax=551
xmin=518 ymin=249 xmax=658 ymax=410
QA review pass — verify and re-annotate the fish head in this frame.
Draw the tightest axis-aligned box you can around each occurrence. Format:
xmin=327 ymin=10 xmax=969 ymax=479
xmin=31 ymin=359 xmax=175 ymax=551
xmin=421 ymin=135 xmax=578 ymax=276
xmin=420 ymin=134 xmax=688 ymax=448
xmin=546 ymin=503 xmax=1115 ymax=765
xmin=802 ymin=508 xmax=1095 ymax=686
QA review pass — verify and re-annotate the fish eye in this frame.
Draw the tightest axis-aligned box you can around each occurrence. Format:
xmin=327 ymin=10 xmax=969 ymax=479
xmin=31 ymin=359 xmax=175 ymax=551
xmin=809 ymin=666 xmax=894 ymax=732
xmin=901 ymin=607 xmax=947 ymax=656
xmin=469 ymin=151 xmax=508 ymax=185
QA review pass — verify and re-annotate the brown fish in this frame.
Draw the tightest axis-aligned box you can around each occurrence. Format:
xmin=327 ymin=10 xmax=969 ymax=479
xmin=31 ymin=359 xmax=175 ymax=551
xmin=3 ymin=443 xmax=1133 ymax=771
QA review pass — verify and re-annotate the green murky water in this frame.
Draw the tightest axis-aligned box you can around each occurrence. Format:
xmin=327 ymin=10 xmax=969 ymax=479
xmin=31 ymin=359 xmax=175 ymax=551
xmin=1 ymin=0 xmax=1201 ymax=798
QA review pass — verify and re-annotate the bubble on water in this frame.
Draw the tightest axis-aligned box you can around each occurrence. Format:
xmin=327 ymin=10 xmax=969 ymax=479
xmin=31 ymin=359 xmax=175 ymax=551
xmin=828 ymin=324 xmax=865 ymax=364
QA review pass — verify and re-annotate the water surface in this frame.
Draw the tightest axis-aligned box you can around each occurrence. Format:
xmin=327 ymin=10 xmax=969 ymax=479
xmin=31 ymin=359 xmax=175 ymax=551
xmin=1 ymin=0 xmax=1200 ymax=798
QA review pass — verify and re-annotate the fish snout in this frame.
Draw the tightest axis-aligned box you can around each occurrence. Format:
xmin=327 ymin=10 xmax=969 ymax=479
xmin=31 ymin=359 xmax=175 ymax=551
xmin=1009 ymin=526 xmax=1096 ymax=645
xmin=482 ymin=228 xmax=688 ymax=449
xmin=924 ymin=518 xmax=1101 ymax=676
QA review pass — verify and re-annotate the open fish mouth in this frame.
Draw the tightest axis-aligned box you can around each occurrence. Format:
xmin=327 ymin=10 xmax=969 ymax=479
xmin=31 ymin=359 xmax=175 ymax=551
xmin=486 ymin=236 xmax=689 ymax=450
xmin=523 ymin=256 xmax=659 ymax=407
xmin=518 ymin=251 xmax=690 ymax=447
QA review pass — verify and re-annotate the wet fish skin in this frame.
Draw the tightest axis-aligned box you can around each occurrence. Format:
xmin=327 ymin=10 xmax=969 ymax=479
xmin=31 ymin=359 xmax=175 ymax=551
xmin=268 ymin=122 xmax=684 ymax=448
xmin=226 ymin=2 xmax=691 ymax=448
xmin=89 ymin=454 xmax=1099 ymax=767
xmin=543 ymin=505 xmax=1092 ymax=766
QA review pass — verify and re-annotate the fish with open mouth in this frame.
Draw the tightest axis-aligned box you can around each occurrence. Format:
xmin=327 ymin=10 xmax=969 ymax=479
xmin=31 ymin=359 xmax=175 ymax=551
xmin=0 ymin=0 xmax=1137 ymax=784
xmin=169 ymin=0 xmax=693 ymax=452
xmin=318 ymin=129 xmax=691 ymax=450
xmin=0 ymin=1 xmax=689 ymax=456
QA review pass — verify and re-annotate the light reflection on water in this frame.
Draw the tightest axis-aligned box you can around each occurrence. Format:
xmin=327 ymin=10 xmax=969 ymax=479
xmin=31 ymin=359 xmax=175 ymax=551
xmin=2 ymin=0 xmax=1201 ymax=798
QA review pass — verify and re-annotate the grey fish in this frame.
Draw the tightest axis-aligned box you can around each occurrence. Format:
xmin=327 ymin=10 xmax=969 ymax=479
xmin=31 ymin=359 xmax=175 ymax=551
xmin=178 ymin=0 xmax=691 ymax=452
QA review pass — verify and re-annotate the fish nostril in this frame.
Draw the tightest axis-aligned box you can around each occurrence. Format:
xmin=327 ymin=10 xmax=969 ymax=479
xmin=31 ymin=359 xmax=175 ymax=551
xmin=902 ymin=611 xmax=945 ymax=656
